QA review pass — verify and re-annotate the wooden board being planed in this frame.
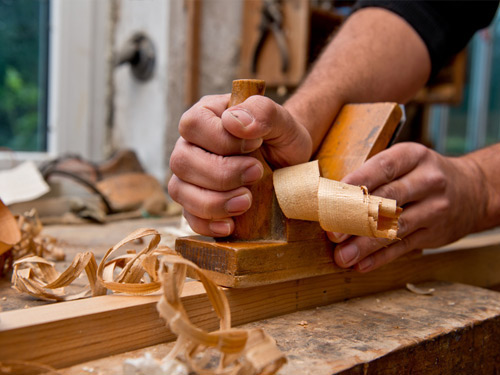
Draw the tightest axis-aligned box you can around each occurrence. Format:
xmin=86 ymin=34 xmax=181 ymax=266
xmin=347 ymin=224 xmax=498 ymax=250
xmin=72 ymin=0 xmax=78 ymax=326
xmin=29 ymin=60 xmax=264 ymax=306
xmin=1 ymin=244 xmax=500 ymax=369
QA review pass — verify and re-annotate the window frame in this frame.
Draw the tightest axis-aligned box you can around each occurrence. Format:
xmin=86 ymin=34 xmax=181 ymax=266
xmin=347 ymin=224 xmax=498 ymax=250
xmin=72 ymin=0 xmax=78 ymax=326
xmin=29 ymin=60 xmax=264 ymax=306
xmin=0 ymin=0 xmax=109 ymax=169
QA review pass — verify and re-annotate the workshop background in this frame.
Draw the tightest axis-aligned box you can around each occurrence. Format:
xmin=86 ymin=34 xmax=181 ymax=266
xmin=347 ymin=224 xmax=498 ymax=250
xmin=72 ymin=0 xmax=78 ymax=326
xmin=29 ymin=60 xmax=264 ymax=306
xmin=0 ymin=0 xmax=499 ymax=190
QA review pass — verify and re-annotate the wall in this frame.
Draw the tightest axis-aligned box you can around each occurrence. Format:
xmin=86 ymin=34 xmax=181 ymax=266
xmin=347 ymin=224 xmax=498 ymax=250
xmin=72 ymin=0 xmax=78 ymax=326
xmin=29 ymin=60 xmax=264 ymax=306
xmin=111 ymin=0 xmax=244 ymax=183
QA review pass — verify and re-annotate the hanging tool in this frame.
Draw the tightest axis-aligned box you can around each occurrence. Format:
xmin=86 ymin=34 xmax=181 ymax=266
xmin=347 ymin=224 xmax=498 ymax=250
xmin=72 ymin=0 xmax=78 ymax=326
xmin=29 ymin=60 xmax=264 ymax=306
xmin=251 ymin=0 xmax=290 ymax=74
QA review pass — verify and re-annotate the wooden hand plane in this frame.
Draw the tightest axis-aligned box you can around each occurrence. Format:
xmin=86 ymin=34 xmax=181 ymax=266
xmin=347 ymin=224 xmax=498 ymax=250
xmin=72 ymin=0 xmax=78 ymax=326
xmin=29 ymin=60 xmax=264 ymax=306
xmin=176 ymin=79 xmax=403 ymax=288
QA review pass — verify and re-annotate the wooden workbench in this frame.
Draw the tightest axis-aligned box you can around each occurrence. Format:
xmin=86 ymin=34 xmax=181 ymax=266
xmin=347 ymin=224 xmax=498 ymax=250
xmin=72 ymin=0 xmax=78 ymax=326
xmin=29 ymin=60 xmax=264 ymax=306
xmin=58 ymin=281 xmax=500 ymax=374
xmin=2 ymin=217 xmax=500 ymax=374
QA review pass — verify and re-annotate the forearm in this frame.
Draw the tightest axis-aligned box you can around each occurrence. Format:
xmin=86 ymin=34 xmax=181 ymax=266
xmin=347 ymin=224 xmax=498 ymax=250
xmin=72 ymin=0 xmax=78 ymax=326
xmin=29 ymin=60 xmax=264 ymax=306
xmin=284 ymin=7 xmax=431 ymax=153
xmin=463 ymin=143 xmax=500 ymax=232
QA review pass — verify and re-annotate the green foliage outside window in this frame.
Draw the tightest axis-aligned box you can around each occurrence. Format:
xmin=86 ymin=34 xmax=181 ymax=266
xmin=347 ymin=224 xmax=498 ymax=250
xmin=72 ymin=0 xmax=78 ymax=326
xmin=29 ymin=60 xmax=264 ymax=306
xmin=0 ymin=0 xmax=49 ymax=152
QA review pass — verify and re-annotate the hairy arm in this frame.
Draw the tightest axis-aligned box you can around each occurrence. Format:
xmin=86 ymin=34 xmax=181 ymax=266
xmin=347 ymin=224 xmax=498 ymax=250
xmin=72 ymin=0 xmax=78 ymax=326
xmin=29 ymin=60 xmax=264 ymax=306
xmin=285 ymin=7 xmax=431 ymax=152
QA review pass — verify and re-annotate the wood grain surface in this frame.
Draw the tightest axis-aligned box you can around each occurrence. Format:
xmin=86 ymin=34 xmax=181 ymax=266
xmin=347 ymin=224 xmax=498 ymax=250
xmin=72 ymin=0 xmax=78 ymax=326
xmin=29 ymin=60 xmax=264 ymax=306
xmin=2 ymin=244 xmax=500 ymax=369
xmin=58 ymin=281 xmax=500 ymax=374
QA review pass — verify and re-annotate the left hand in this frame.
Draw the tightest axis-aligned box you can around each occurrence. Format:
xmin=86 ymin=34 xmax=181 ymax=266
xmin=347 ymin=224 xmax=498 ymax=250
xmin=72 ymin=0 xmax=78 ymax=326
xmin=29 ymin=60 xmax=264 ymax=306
xmin=328 ymin=142 xmax=486 ymax=272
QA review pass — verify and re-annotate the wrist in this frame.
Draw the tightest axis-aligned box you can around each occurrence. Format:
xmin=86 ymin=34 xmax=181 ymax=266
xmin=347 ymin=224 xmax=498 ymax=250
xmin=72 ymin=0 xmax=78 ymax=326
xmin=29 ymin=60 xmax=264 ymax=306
xmin=460 ymin=148 xmax=500 ymax=232
xmin=284 ymin=91 xmax=345 ymax=155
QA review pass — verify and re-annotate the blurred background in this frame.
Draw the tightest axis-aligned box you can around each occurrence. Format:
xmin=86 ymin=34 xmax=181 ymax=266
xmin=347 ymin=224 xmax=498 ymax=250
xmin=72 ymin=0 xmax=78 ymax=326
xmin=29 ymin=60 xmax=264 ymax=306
xmin=0 ymin=0 xmax=499 ymax=183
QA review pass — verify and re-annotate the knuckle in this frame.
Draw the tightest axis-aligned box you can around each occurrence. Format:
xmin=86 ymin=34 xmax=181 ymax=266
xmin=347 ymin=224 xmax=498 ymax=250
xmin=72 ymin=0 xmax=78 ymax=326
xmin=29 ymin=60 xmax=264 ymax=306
xmin=397 ymin=215 xmax=408 ymax=236
xmin=199 ymin=200 xmax=213 ymax=219
xmin=425 ymin=171 xmax=447 ymax=192
xmin=208 ymin=154 xmax=235 ymax=191
xmin=167 ymin=176 xmax=181 ymax=202
xmin=433 ymin=197 xmax=451 ymax=216
xmin=169 ymin=148 xmax=188 ymax=176
xmin=378 ymin=156 xmax=397 ymax=182
xmin=400 ymin=235 xmax=414 ymax=252
xmin=406 ymin=142 xmax=428 ymax=159
xmin=218 ymin=163 xmax=236 ymax=191
xmin=376 ymin=183 xmax=398 ymax=200
xmin=178 ymin=111 xmax=196 ymax=138
xmin=246 ymin=96 xmax=276 ymax=134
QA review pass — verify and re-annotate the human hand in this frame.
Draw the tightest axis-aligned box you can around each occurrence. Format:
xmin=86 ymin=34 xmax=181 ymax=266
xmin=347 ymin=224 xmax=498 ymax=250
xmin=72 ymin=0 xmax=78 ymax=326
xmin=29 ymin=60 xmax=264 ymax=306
xmin=328 ymin=142 xmax=485 ymax=272
xmin=168 ymin=94 xmax=312 ymax=237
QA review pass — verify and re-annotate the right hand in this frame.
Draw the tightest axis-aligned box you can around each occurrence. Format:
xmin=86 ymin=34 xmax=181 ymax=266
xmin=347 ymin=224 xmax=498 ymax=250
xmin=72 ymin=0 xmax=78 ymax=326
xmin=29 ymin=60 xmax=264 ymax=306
xmin=168 ymin=94 xmax=312 ymax=237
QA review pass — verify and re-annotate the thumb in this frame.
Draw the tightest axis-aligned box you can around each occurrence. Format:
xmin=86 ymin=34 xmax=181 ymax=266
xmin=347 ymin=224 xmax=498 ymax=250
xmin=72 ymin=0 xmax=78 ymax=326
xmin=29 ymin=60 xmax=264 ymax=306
xmin=221 ymin=95 xmax=312 ymax=167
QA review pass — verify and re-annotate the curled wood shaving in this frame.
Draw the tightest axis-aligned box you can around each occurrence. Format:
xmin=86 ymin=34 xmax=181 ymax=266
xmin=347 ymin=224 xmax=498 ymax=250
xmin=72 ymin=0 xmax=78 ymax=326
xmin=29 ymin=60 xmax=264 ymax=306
xmin=156 ymin=255 xmax=286 ymax=375
xmin=273 ymin=160 xmax=401 ymax=239
xmin=406 ymin=283 xmax=435 ymax=295
xmin=10 ymin=228 xmax=285 ymax=374
xmin=11 ymin=228 xmax=175 ymax=301
xmin=13 ymin=209 xmax=65 ymax=261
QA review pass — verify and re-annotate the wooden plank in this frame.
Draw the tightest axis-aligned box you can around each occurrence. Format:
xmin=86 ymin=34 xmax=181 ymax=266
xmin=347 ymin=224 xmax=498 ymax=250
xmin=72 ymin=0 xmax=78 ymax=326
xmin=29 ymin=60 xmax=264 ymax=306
xmin=58 ymin=281 xmax=500 ymax=374
xmin=2 ymin=245 xmax=500 ymax=369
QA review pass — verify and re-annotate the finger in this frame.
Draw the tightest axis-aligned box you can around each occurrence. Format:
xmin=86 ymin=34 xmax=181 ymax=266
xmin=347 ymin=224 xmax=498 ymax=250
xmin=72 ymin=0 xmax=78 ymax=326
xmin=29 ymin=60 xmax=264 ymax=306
xmin=326 ymin=232 xmax=351 ymax=243
xmin=179 ymin=94 xmax=263 ymax=156
xmin=170 ymin=138 xmax=264 ymax=192
xmin=341 ymin=142 xmax=428 ymax=191
xmin=221 ymin=96 xmax=312 ymax=167
xmin=334 ymin=236 xmax=393 ymax=268
xmin=334 ymin=197 xmax=448 ymax=269
xmin=168 ymin=175 xmax=252 ymax=220
xmin=183 ymin=210 xmax=235 ymax=237
xmin=354 ymin=229 xmax=429 ymax=273
xmin=370 ymin=162 xmax=446 ymax=206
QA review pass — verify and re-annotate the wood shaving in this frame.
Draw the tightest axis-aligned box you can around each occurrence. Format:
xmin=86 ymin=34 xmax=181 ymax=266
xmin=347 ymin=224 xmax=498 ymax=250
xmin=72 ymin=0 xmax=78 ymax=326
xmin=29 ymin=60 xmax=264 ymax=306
xmin=10 ymin=228 xmax=286 ymax=374
xmin=156 ymin=255 xmax=286 ymax=375
xmin=406 ymin=283 xmax=435 ymax=295
xmin=273 ymin=160 xmax=401 ymax=239
xmin=1 ymin=201 xmax=65 ymax=278
xmin=11 ymin=228 xmax=175 ymax=301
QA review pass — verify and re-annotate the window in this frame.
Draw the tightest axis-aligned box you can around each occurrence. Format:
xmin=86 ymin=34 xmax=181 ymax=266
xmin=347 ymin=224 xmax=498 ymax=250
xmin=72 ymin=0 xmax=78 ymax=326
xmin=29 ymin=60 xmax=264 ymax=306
xmin=0 ymin=0 xmax=50 ymax=152
xmin=429 ymin=9 xmax=500 ymax=155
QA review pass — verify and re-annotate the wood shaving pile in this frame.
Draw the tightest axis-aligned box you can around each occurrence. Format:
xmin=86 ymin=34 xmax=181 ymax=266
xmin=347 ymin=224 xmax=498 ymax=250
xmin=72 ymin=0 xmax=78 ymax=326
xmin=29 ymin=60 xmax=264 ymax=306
xmin=0 ymin=202 xmax=65 ymax=278
xmin=7 ymin=226 xmax=286 ymax=374
xmin=11 ymin=228 xmax=174 ymax=301
xmin=154 ymin=255 xmax=286 ymax=375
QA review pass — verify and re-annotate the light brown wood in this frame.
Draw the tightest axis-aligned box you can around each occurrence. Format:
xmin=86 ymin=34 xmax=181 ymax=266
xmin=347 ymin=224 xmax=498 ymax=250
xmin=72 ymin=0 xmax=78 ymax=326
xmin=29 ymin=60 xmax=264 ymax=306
xmin=239 ymin=0 xmax=309 ymax=87
xmin=316 ymin=103 xmax=402 ymax=181
xmin=59 ymin=281 xmax=500 ymax=374
xmin=184 ymin=0 xmax=202 ymax=106
xmin=177 ymin=102 xmax=402 ymax=287
xmin=3 ymin=244 xmax=500 ymax=369
xmin=0 ymin=200 xmax=20 ymax=255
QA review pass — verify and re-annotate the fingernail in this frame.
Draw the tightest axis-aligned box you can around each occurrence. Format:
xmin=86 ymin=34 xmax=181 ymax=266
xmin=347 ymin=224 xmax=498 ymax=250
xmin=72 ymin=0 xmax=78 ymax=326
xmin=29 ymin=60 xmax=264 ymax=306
xmin=241 ymin=138 xmax=263 ymax=153
xmin=229 ymin=109 xmax=254 ymax=127
xmin=358 ymin=256 xmax=374 ymax=271
xmin=339 ymin=244 xmax=359 ymax=265
xmin=242 ymin=164 xmax=263 ymax=184
xmin=209 ymin=220 xmax=232 ymax=236
xmin=225 ymin=193 xmax=251 ymax=214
